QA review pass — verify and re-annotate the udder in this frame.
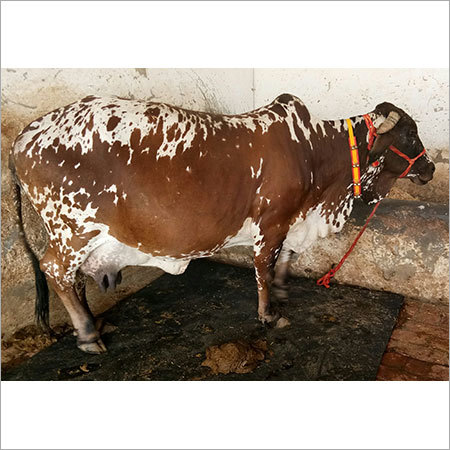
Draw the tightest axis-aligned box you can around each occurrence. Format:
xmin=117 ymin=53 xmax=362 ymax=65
xmin=80 ymin=235 xmax=191 ymax=291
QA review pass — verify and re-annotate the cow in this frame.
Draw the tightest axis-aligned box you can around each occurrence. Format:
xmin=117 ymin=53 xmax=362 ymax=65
xmin=10 ymin=93 xmax=435 ymax=354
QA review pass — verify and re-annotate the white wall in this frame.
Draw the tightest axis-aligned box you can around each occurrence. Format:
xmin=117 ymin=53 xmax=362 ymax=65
xmin=254 ymin=69 xmax=449 ymax=154
xmin=1 ymin=68 xmax=253 ymax=119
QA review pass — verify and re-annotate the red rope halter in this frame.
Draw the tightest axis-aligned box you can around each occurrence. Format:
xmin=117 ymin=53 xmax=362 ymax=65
xmin=363 ymin=113 xmax=427 ymax=178
xmin=388 ymin=146 xmax=427 ymax=179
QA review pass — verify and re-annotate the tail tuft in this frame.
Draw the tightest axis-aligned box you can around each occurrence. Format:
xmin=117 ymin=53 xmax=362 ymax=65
xmin=12 ymin=179 xmax=51 ymax=332
xmin=33 ymin=257 xmax=50 ymax=331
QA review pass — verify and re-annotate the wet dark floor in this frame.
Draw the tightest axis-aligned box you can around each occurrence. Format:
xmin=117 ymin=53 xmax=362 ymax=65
xmin=2 ymin=260 xmax=403 ymax=381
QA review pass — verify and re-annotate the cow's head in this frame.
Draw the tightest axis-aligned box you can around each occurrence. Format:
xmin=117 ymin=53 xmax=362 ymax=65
xmin=362 ymin=102 xmax=435 ymax=204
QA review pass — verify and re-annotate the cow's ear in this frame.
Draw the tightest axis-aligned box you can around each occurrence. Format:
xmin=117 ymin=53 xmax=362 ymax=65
xmin=368 ymin=133 xmax=394 ymax=165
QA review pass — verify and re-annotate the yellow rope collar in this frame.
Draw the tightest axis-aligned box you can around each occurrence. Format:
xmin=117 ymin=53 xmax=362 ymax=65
xmin=346 ymin=118 xmax=361 ymax=198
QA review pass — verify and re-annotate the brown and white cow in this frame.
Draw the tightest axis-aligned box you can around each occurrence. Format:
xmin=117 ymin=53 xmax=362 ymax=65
xmin=10 ymin=93 xmax=435 ymax=354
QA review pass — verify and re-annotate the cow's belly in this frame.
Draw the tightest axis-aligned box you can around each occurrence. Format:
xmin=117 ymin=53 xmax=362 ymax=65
xmin=284 ymin=203 xmax=350 ymax=253
xmin=80 ymin=235 xmax=192 ymax=282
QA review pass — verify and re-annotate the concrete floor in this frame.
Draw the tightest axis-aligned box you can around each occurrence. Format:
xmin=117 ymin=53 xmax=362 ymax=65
xmin=3 ymin=260 xmax=405 ymax=381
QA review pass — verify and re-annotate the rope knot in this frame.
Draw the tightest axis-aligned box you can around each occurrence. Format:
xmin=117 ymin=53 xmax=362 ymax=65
xmin=316 ymin=268 xmax=337 ymax=289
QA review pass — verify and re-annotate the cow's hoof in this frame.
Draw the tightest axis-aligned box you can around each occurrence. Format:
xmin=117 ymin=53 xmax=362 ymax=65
xmin=259 ymin=310 xmax=281 ymax=326
xmin=77 ymin=337 xmax=107 ymax=354
xmin=275 ymin=316 xmax=291 ymax=328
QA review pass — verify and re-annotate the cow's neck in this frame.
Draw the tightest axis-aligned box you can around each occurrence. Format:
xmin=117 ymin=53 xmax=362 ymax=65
xmin=327 ymin=111 xmax=385 ymax=192
xmin=301 ymin=111 xmax=385 ymax=220
xmin=348 ymin=111 xmax=387 ymax=198
xmin=345 ymin=111 xmax=385 ymax=169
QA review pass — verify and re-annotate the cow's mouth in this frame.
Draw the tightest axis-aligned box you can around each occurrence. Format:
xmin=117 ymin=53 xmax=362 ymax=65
xmin=411 ymin=174 xmax=430 ymax=185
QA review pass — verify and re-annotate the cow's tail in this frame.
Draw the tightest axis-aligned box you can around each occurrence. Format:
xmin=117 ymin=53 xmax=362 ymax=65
xmin=9 ymin=156 xmax=50 ymax=332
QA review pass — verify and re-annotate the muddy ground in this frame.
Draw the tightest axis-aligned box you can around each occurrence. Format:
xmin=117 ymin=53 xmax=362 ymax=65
xmin=2 ymin=260 xmax=403 ymax=381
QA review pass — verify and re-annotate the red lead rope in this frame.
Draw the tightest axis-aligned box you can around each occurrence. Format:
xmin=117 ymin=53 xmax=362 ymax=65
xmin=316 ymin=202 xmax=380 ymax=288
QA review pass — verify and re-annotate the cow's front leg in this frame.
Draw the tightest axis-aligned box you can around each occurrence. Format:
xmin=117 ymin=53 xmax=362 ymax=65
xmin=253 ymin=234 xmax=290 ymax=328
xmin=272 ymin=247 xmax=293 ymax=303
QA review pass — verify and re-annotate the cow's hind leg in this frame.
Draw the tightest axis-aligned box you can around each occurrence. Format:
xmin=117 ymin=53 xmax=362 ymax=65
xmin=41 ymin=249 xmax=106 ymax=354
xmin=74 ymin=272 xmax=100 ymax=334
xmin=52 ymin=283 xmax=106 ymax=354
xmin=75 ymin=271 xmax=116 ymax=335
xmin=74 ymin=271 xmax=90 ymax=315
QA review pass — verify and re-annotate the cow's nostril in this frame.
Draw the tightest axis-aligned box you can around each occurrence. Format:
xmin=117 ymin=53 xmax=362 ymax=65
xmin=431 ymin=165 xmax=436 ymax=173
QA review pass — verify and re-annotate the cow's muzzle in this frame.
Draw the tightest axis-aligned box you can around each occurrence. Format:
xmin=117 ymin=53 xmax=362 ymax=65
xmin=411 ymin=162 xmax=435 ymax=185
